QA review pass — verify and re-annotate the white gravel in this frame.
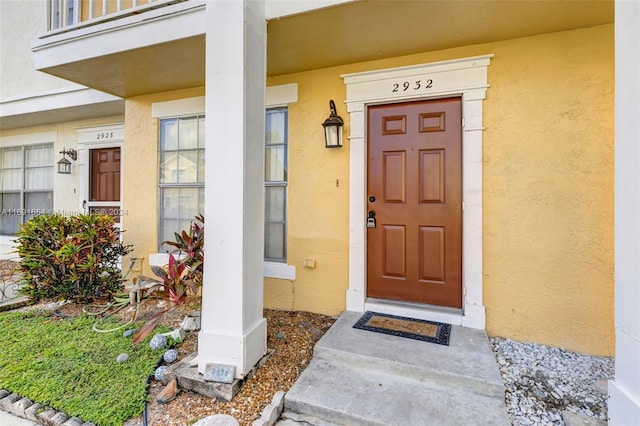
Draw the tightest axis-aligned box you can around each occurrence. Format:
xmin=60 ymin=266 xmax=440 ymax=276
xmin=490 ymin=337 xmax=614 ymax=425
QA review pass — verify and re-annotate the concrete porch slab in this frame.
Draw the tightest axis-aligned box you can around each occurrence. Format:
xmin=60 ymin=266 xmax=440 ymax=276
xmin=284 ymin=310 xmax=510 ymax=426
xmin=313 ymin=311 xmax=505 ymax=397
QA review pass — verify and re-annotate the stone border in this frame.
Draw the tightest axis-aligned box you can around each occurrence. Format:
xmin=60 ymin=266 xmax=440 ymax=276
xmin=252 ymin=390 xmax=285 ymax=426
xmin=0 ymin=389 xmax=95 ymax=426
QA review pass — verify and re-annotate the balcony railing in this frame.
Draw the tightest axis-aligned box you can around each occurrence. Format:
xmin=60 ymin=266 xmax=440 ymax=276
xmin=47 ymin=0 xmax=185 ymax=32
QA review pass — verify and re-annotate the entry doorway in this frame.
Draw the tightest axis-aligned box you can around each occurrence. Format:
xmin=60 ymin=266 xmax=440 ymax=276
xmin=366 ymin=98 xmax=462 ymax=308
xmin=87 ymin=147 xmax=122 ymax=224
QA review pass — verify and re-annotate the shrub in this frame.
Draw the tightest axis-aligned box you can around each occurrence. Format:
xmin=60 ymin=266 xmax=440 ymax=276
xmin=15 ymin=213 xmax=132 ymax=303
xmin=164 ymin=213 xmax=204 ymax=288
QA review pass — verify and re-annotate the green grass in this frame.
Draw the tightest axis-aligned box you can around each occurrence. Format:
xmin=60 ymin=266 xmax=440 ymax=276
xmin=0 ymin=310 xmax=170 ymax=426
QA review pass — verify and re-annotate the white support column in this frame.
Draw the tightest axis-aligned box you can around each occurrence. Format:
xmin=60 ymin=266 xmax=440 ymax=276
xmin=611 ymin=0 xmax=640 ymax=423
xmin=198 ymin=0 xmax=267 ymax=378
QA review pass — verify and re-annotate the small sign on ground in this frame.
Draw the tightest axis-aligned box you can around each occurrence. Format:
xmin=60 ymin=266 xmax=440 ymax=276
xmin=204 ymin=363 xmax=235 ymax=384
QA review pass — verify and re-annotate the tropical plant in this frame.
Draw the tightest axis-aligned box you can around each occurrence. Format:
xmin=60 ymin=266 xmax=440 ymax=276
xmin=132 ymin=214 xmax=204 ymax=344
xmin=164 ymin=213 xmax=204 ymax=288
xmin=15 ymin=213 xmax=132 ymax=303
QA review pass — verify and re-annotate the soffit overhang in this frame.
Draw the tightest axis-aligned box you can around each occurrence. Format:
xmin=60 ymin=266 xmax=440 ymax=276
xmin=31 ymin=0 xmax=614 ymax=99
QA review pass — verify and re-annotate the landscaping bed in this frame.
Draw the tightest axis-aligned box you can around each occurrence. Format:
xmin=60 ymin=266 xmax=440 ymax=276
xmin=3 ymin=296 xmax=334 ymax=426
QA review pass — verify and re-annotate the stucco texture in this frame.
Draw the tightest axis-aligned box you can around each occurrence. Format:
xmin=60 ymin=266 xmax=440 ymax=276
xmin=121 ymin=25 xmax=612 ymax=356
xmin=268 ymin=24 xmax=613 ymax=355
xmin=122 ymin=87 xmax=204 ymax=275
xmin=481 ymin=27 xmax=614 ymax=356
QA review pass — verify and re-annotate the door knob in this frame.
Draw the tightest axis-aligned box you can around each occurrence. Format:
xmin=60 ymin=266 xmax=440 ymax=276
xmin=368 ymin=210 xmax=375 ymax=218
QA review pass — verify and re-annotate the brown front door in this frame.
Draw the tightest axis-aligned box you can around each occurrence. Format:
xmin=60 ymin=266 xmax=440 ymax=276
xmin=367 ymin=98 xmax=462 ymax=308
xmin=89 ymin=147 xmax=121 ymax=222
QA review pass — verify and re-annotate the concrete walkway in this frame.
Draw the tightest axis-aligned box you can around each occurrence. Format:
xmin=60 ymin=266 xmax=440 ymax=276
xmin=0 ymin=410 xmax=39 ymax=426
xmin=281 ymin=311 xmax=510 ymax=425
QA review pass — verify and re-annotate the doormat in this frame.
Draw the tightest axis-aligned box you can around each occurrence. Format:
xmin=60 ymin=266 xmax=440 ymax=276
xmin=352 ymin=311 xmax=451 ymax=346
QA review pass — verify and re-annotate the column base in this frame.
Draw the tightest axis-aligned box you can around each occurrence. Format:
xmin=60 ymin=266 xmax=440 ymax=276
xmin=197 ymin=318 xmax=267 ymax=378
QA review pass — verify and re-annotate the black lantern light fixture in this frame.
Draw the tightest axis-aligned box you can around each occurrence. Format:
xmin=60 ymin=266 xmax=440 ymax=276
xmin=322 ymin=99 xmax=344 ymax=148
xmin=57 ymin=148 xmax=77 ymax=174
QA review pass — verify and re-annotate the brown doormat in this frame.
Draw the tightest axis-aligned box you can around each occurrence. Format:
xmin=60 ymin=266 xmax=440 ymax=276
xmin=353 ymin=311 xmax=451 ymax=346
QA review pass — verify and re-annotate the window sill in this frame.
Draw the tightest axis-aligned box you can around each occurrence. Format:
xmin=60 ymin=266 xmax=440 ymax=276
xmin=264 ymin=261 xmax=296 ymax=280
xmin=148 ymin=254 xmax=296 ymax=280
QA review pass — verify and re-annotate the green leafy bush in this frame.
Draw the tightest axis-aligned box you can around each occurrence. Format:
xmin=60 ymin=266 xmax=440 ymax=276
xmin=15 ymin=213 xmax=132 ymax=302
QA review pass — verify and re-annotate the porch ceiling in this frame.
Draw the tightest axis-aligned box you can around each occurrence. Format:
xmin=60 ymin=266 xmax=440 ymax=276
xmin=34 ymin=0 xmax=613 ymax=98
xmin=267 ymin=0 xmax=614 ymax=76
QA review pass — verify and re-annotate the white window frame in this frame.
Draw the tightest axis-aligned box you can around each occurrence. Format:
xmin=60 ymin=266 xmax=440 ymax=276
xmin=0 ymin=132 xmax=57 ymax=248
xmin=157 ymin=115 xmax=205 ymax=252
xmin=264 ymin=84 xmax=297 ymax=279
xmin=150 ymin=86 xmax=298 ymax=280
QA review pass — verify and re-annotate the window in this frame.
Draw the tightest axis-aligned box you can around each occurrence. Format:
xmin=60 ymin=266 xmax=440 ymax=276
xmin=0 ymin=144 xmax=54 ymax=235
xmin=264 ymin=108 xmax=288 ymax=262
xmin=158 ymin=116 xmax=205 ymax=251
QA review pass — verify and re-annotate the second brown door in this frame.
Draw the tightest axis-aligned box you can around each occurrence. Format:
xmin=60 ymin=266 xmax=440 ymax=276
xmin=367 ymin=97 xmax=462 ymax=308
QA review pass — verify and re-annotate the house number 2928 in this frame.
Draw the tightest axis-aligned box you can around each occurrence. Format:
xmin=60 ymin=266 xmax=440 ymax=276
xmin=96 ymin=132 xmax=114 ymax=140
xmin=392 ymin=79 xmax=433 ymax=93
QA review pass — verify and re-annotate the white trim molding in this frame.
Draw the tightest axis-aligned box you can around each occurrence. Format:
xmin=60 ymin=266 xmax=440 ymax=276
xmin=149 ymin=85 xmax=299 ymax=281
xmin=75 ymin=124 xmax=125 ymax=214
xmin=342 ymin=54 xmax=493 ymax=329
xmin=0 ymin=131 xmax=57 ymax=147
xmin=152 ymin=97 xmax=205 ymax=118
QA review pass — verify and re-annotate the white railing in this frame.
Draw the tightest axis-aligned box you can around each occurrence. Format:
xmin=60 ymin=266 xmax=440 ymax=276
xmin=47 ymin=0 xmax=170 ymax=31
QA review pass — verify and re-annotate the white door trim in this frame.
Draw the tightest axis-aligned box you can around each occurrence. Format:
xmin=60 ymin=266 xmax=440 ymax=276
xmin=76 ymin=124 xmax=125 ymax=224
xmin=342 ymin=54 xmax=492 ymax=329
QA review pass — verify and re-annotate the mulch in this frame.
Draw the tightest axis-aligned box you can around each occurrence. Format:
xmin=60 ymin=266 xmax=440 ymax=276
xmin=15 ymin=293 xmax=335 ymax=426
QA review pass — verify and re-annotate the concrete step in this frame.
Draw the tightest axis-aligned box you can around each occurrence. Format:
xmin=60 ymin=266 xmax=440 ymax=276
xmin=312 ymin=311 xmax=505 ymax=398
xmin=285 ymin=356 xmax=510 ymax=426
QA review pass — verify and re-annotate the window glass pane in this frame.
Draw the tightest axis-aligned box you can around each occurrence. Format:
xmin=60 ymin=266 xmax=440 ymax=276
xmin=179 ymin=117 xmax=199 ymax=150
xmin=26 ymin=145 xmax=53 ymax=167
xmin=265 ymin=223 xmax=285 ymax=260
xmin=159 ymin=152 xmax=178 ymax=184
xmin=265 ymin=186 xmax=285 ymax=222
xmin=159 ymin=186 xmax=204 ymax=250
xmin=160 ymin=119 xmax=178 ymax=151
xmin=161 ymin=187 xmax=180 ymax=220
xmin=198 ymin=117 xmax=206 ymax=148
xmin=24 ymin=192 xmax=53 ymax=222
xmin=177 ymin=150 xmax=199 ymax=183
xmin=161 ymin=219 xmax=180 ymax=250
xmin=2 ymin=148 xmax=23 ymax=168
xmin=266 ymin=110 xmax=287 ymax=145
xmin=0 ymin=193 xmax=20 ymax=235
xmin=25 ymin=167 xmax=53 ymax=190
xmin=198 ymin=187 xmax=205 ymax=213
xmin=198 ymin=149 xmax=205 ymax=183
xmin=1 ymin=169 xmax=22 ymax=191
xmin=265 ymin=146 xmax=286 ymax=182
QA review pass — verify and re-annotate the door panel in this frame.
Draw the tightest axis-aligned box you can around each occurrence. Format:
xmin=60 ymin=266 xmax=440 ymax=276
xmin=367 ymin=98 xmax=462 ymax=308
xmin=89 ymin=147 xmax=121 ymax=223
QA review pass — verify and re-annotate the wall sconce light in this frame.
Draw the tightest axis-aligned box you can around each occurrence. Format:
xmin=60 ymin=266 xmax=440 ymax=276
xmin=322 ymin=100 xmax=344 ymax=148
xmin=57 ymin=148 xmax=77 ymax=174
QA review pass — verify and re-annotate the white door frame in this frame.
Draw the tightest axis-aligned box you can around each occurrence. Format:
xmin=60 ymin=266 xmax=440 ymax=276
xmin=76 ymin=124 xmax=125 ymax=227
xmin=342 ymin=55 xmax=492 ymax=329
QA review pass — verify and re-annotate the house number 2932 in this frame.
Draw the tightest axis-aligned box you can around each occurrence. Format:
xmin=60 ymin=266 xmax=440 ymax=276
xmin=392 ymin=79 xmax=433 ymax=93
